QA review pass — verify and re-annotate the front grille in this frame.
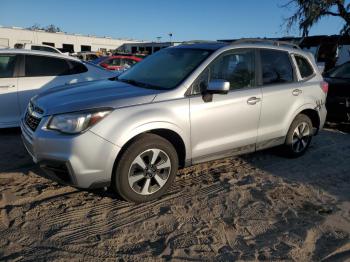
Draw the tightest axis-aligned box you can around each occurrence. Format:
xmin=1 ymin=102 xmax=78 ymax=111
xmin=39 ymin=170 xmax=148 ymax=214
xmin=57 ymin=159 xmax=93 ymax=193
xmin=25 ymin=112 xmax=41 ymax=131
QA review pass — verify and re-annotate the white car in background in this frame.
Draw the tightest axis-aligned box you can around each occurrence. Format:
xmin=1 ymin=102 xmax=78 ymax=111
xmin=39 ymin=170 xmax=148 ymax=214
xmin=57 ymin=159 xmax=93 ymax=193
xmin=0 ymin=49 xmax=117 ymax=128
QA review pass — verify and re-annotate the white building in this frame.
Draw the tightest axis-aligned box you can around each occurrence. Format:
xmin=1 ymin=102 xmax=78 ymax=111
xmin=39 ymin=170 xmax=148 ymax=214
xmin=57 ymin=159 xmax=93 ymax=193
xmin=119 ymin=41 xmax=182 ymax=55
xmin=0 ymin=26 xmax=140 ymax=53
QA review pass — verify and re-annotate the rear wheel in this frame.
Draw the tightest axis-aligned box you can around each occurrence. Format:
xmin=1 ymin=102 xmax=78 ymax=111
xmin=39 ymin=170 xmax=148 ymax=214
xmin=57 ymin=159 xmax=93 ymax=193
xmin=283 ymin=114 xmax=313 ymax=158
xmin=114 ymin=134 xmax=178 ymax=203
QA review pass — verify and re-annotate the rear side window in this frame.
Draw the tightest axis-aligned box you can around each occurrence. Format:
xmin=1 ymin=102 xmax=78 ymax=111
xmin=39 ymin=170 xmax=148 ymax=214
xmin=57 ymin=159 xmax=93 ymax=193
xmin=70 ymin=60 xmax=88 ymax=74
xmin=25 ymin=55 xmax=71 ymax=77
xmin=260 ymin=50 xmax=294 ymax=85
xmin=0 ymin=55 xmax=17 ymax=78
xmin=295 ymin=55 xmax=314 ymax=79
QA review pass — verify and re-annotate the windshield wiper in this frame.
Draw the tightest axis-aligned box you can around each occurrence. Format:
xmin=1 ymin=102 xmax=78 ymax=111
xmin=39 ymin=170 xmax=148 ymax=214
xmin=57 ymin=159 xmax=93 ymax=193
xmin=118 ymin=78 xmax=163 ymax=90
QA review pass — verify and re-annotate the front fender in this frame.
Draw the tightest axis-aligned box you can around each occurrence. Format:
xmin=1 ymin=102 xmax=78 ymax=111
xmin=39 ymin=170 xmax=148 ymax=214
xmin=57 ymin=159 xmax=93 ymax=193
xmin=119 ymin=120 xmax=191 ymax=157
xmin=90 ymin=98 xmax=191 ymax=160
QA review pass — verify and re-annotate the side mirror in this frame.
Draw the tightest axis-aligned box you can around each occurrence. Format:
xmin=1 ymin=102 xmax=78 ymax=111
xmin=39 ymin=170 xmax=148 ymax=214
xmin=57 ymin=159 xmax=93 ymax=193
xmin=207 ymin=79 xmax=230 ymax=94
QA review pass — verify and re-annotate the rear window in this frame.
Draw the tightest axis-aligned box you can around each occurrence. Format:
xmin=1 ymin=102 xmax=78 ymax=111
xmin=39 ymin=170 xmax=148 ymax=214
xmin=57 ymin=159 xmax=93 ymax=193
xmin=260 ymin=50 xmax=294 ymax=85
xmin=0 ymin=55 xmax=17 ymax=78
xmin=25 ymin=55 xmax=71 ymax=77
xmin=295 ymin=55 xmax=314 ymax=79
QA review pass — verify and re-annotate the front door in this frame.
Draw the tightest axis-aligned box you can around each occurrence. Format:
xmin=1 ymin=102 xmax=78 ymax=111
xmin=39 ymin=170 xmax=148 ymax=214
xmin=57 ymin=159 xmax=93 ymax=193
xmin=189 ymin=49 xmax=262 ymax=163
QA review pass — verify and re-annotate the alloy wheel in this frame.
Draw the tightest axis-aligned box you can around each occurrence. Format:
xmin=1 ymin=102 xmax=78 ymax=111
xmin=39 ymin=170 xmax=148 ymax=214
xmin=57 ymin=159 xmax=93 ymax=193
xmin=292 ymin=122 xmax=310 ymax=153
xmin=128 ymin=148 xmax=171 ymax=195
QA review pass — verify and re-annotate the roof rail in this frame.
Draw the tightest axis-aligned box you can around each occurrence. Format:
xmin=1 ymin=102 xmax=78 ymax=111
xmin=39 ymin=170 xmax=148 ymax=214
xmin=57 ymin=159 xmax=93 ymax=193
xmin=231 ymin=38 xmax=301 ymax=49
xmin=181 ymin=40 xmax=220 ymax=45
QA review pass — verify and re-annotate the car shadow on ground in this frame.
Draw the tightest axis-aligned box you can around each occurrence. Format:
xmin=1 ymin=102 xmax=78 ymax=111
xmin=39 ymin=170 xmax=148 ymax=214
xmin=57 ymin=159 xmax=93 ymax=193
xmin=241 ymin=129 xmax=350 ymax=202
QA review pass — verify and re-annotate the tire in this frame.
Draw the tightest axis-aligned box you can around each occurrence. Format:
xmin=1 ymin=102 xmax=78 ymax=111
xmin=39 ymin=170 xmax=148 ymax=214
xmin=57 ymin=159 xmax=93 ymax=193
xmin=283 ymin=114 xmax=313 ymax=158
xmin=114 ymin=133 xmax=178 ymax=203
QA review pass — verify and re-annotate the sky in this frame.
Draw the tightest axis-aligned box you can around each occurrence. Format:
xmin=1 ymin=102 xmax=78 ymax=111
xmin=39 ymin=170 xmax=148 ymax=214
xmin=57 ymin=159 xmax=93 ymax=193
xmin=0 ymin=0 xmax=345 ymax=42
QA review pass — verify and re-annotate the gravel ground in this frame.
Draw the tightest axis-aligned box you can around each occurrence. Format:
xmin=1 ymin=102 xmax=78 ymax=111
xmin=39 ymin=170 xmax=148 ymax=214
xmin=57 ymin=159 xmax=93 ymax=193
xmin=0 ymin=127 xmax=349 ymax=261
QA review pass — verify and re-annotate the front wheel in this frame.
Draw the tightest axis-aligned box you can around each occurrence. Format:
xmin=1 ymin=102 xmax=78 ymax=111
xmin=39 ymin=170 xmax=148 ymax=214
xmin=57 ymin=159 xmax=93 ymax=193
xmin=283 ymin=114 xmax=313 ymax=158
xmin=114 ymin=134 xmax=178 ymax=203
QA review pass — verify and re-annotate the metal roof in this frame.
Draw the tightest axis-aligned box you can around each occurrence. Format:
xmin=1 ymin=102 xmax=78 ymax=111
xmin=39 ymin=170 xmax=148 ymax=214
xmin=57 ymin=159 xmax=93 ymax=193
xmin=0 ymin=48 xmax=81 ymax=61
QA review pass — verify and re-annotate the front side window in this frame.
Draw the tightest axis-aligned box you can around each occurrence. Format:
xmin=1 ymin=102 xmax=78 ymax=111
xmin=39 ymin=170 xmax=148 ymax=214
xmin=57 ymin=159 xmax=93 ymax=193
xmin=295 ymin=55 xmax=314 ymax=79
xmin=0 ymin=55 xmax=17 ymax=78
xmin=25 ymin=55 xmax=71 ymax=77
xmin=261 ymin=50 xmax=294 ymax=85
xmin=192 ymin=49 xmax=255 ymax=94
xmin=118 ymin=48 xmax=212 ymax=90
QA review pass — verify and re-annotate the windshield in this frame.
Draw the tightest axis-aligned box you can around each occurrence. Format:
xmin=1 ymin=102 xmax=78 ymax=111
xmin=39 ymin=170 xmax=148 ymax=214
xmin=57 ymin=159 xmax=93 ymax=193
xmin=328 ymin=62 xmax=350 ymax=79
xmin=118 ymin=48 xmax=212 ymax=89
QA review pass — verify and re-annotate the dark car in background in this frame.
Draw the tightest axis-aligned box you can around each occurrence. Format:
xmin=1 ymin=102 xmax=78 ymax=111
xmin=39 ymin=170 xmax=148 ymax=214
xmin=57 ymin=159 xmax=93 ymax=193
xmin=91 ymin=55 xmax=142 ymax=71
xmin=324 ymin=62 xmax=350 ymax=123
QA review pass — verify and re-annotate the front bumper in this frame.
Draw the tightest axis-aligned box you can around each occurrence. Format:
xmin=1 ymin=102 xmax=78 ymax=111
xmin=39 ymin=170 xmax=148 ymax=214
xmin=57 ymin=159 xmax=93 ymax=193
xmin=21 ymin=117 xmax=121 ymax=188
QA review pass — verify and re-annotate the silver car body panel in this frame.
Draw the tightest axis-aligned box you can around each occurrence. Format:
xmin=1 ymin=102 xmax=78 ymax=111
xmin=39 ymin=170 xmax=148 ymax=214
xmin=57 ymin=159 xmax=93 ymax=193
xmin=21 ymin=42 xmax=327 ymax=188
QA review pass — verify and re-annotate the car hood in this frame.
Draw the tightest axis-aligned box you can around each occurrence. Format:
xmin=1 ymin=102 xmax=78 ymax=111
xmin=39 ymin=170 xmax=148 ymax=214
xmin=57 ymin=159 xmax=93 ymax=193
xmin=324 ymin=77 xmax=350 ymax=97
xmin=32 ymin=79 xmax=159 ymax=116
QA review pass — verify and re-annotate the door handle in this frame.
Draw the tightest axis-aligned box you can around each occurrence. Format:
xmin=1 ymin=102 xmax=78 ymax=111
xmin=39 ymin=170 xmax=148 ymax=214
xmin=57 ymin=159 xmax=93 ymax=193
xmin=0 ymin=84 xmax=15 ymax=88
xmin=247 ymin=97 xmax=261 ymax=105
xmin=292 ymin=89 xmax=302 ymax=96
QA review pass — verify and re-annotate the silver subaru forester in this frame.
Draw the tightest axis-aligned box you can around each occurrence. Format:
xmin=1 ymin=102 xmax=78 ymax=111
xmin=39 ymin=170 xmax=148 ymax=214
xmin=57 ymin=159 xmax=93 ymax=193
xmin=21 ymin=40 xmax=327 ymax=203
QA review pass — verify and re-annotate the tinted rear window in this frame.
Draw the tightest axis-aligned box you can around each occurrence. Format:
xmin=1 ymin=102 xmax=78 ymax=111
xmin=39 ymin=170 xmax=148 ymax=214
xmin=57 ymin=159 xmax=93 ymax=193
xmin=295 ymin=55 xmax=314 ymax=78
xmin=261 ymin=50 xmax=294 ymax=85
xmin=25 ymin=55 xmax=71 ymax=77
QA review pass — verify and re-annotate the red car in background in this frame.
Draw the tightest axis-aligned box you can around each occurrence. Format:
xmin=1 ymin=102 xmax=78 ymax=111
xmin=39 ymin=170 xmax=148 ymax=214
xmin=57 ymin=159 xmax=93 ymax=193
xmin=91 ymin=55 xmax=142 ymax=71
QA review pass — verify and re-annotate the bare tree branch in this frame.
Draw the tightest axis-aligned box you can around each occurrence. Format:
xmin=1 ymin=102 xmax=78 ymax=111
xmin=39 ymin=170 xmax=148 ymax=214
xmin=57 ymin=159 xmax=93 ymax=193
xmin=282 ymin=0 xmax=350 ymax=36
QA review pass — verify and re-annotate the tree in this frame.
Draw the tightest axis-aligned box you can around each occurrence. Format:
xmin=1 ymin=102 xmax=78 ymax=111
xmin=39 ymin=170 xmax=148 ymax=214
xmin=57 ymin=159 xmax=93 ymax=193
xmin=26 ymin=24 xmax=62 ymax=33
xmin=283 ymin=0 xmax=350 ymax=36
xmin=45 ymin=24 xmax=61 ymax=33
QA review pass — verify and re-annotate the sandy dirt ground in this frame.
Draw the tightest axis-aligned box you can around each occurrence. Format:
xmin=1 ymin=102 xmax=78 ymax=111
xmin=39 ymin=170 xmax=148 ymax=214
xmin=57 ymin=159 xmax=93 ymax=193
xmin=0 ymin=127 xmax=349 ymax=261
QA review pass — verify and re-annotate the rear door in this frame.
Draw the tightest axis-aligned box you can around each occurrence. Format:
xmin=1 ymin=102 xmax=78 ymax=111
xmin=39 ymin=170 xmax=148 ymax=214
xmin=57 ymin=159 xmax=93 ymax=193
xmin=17 ymin=54 xmax=80 ymax=114
xmin=0 ymin=54 xmax=20 ymax=127
xmin=256 ymin=49 xmax=303 ymax=149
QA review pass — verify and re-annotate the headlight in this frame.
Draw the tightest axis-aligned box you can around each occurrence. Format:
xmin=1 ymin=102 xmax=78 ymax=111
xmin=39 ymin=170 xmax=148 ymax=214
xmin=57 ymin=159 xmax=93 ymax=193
xmin=47 ymin=110 xmax=111 ymax=134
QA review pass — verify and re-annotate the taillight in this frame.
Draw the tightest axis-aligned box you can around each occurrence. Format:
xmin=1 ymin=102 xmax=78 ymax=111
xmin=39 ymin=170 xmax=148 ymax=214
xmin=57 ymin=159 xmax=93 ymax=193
xmin=321 ymin=81 xmax=328 ymax=93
